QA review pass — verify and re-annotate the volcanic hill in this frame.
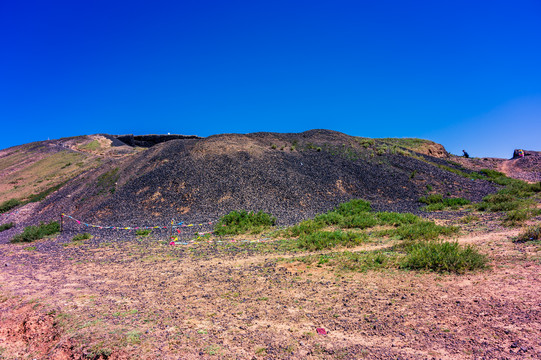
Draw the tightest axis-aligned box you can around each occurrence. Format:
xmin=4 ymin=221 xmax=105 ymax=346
xmin=0 ymin=130 xmax=507 ymax=234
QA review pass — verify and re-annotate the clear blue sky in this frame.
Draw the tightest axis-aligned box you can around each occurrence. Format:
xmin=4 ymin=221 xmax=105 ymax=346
xmin=1 ymin=0 xmax=540 ymax=158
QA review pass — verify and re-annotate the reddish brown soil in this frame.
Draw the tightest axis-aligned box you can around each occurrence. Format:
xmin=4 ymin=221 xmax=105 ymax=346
xmin=1 ymin=212 xmax=540 ymax=359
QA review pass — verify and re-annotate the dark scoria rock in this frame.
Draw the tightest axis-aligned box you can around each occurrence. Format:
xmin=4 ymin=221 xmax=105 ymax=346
xmin=26 ymin=130 xmax=497 ymax=230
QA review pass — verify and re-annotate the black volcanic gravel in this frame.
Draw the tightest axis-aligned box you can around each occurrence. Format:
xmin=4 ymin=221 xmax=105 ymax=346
xmin=4 ymin=130 xmax=498 ymax=242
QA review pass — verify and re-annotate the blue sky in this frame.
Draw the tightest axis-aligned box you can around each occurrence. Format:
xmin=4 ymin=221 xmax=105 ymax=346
xmin=1 ymin=0 xmax=539 ymax=158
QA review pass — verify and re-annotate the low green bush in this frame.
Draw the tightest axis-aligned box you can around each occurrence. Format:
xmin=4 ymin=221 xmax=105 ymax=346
xmin=297 ymin=230 xmax=367 ymax=251
xmin=214 ymin=210 xmax=276 ymax=235
xmin=419 ymin=194 xmax=443 ymax=204
xmin=503 ymin=209 xmax=541 ymax=226
xmin=459 ymin=214 xmax=480 ymax=224
xmin=11 ymin=221 xmax=60 ymax=243
xmin=334 ymin=199 xmax=372 ymax=215
xmin=280 ymin=199 xmax=457 ymax=245
xmin=135 ymin=229 xmax=152 ymax=236
xmin=310 ymin=250 xmax=397 ymax=272
xmin=72 ymin=233 xmax=92 ymax=241
xmin=515 ymin=225 xmax=541 ymax=243
xmin=400 ymin=241 xmax=487 ymax=273
xmin=376 ymin=212 xmax=419 ymax=226
xmin=0 ymin=222 xmax=15 ymax=232
xmin=388 ymin=221 xmax=459 ymax=242
xmin=419 ymin=194 xmax=470 ymax=211
xmin=0 ymin=199 xmax=21 ymax=213
xmin=423 ymin=203 xmax=445 ymax=211
xmin=476 ymin=193 xmax=525 ymax=212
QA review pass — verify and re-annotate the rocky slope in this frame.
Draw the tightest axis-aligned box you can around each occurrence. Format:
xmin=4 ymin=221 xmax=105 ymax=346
xmin=3 ymin=130 xmax=496 ymax=231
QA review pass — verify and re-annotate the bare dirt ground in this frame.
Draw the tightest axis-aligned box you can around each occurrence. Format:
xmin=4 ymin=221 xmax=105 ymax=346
xmin=1 ymin=210 xmax=540 ymax=360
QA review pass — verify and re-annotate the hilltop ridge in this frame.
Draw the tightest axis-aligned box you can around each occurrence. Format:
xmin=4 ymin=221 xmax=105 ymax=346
xmin=0 ymin=130 xmax=504 ymax=232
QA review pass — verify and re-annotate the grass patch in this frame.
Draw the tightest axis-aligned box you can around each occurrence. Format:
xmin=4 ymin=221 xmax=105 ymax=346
xmin=0 ymin=199 xmax=22 ymax=213
xmin=419 ymin=194 xmax=471 ymax=211
xmin=0 ymin=222 xmax=15 ymax=232
xmin=476 ymin=176 xmax=540 ymax=225
xmin=26 ymin=182 xmax=66 ymax=203
xmin=503 ymin=208 xmax=541 ymax=226
xmin=400 ymin=241 xmax=487 ymax=273
xmin=459 ymin=214 xmax=480 ymax=224
xmin=515 ymin=225 xmax=541 ymax=243
xmin=385 ymin=221 xmax=459 ymax=242
xmin=297 ymin=230 xmax=368 ymax=251
xmin=96 ymin=168 xmax=119 ymax=195
xmin=477 ymin=170 xmax=540 ymax=208
xmin=314 ymin=250 xmax=398 ymax=272
xmin=0 ymin=182 xmax=67 ymax=214
xmin=279 ymin=199 xmax=459 ymax=253
xmin=10 ymin=221 xmax=60 ymax=243
xmin=79 ymin=140 xmax=101 ymax=151
xmin=214 ymin=210 xmax=276 ymax=235
xmin=136 ymin=229 xmax=152 ymax=236
xmin=72 ymin=233 xmax=92 ymax=241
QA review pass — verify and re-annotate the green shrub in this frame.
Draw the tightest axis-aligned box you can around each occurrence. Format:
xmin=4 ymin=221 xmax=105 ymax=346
xmin=376 ymin=212 xmax=420 ymax=226
xmin=358 ymin=138 xmax=375 ymax=148
xmin=336 ymin=250 xmax=395 ymax=271
xmin=26 ymin=182 xmax=65 ymax=203
xmin=476 ymin=193 xmax=524 ymax=212
xmin=0 ymin=222 xmax=15 ymax=232
xmin=390 ymin=221 xmax=459 ymax=241
xmin=282 ymin=219 xmax=326 ymax=237
xmin=297 ymin=230 xmax=367 ymax=251
xmin=339 ymin=213 xmax=379 ymax=229
xmin=214 ymin=210 xmax=276 ymax=235
xmin=419 ymin=194 xmax=470 ymax=211
xmin=423 ymin=203 xmax=445 ymax=212
xmin=401 ymin=241 xmax=487 ymax=273
xmin=72 ymin=233 xmax=92 ymax=241
xmin=312 ymin=250 xmax=397 ymax=272
xmin=11 ymin=221 xmax=60 ymax=243
xmin=503 ymin=209 xmax=541 ymax=226
xmin=136 ymin=229 xmax=152 ymax=236
xmin=515 ymin=225 xmax=541 ymax=243
xmin=376 ymin=145 xmax=387 ymax=155
xmin=0 ymin=199 xmax=21 ymax=213
xmin=459 ymin=214 xmax=480 ymax=224
xmin=334 ymin=199 xmax=371 ymax=215
xmin=419 ymin=194 xmax=443 ymax=204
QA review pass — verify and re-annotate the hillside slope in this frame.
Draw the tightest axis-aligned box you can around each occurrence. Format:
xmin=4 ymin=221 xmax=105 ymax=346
xmin=17 ymin=130 xmax=497 ymax=228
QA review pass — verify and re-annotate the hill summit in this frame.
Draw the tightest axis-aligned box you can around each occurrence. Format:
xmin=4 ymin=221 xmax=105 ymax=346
xmin=0 ymin=130 xmax=499 ymax=229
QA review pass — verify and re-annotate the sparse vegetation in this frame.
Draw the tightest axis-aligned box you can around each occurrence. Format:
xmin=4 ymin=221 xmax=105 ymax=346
xmin=358 ymin=138 xmax=375 ymax=148
xmin=0 ymin=182 xmax=67 ymax=214
xmin=297 ymin=230 xmax=368 ymax=251
xmin=96 ymin=168 xmax=119 ymax=195
xmin=514 ymin=225 xmax=541 ymax=243
xmin=136 ymin=229 xmax=152 ymax=236
xmin=279 ymin=199 xmax=459 ymax=256
xmin=0 ymin=222 xmax=15 ymax=232
xmin=475 ymin=172 xmax=541 ymax=225
xmin=10 ymin=221 xmax=60 ymax=243
xmin=72 ymin=233 xmax=92 ymax=241
xmin=79 ymin=140 xmax=101 ymax=151
xmin=459 ymin=214 xmax=480 ymax=224
xmin=214 ymin=210 xmax=276 ymax=235
xmin=0 ymin=199 xmax=22 ymax=213
xmin=419 ymin=194 xmax=471 ymax=211
xmin=400 ymin=241 xmax=487 ymax=273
